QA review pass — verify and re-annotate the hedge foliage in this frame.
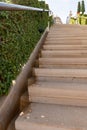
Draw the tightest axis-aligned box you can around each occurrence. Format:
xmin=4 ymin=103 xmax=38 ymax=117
xmin=0 ymin=0 xmax=50 ymax=95
xmin=70 ymin=15 xmax=87 ymax=25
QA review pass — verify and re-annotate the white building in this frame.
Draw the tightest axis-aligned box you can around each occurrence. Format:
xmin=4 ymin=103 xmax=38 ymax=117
xmin=54 ymin=17 xmax=62 ymax=24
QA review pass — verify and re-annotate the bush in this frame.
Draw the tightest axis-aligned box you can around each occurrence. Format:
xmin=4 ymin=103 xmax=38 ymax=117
xmin=0 ymin=0 xmax=49 ymax=95
xmin=70 ymin=15 xmax=87 ymax=25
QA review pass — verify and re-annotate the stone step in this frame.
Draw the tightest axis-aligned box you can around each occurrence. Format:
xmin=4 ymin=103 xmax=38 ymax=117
xmin=50 ymin=28 xmax=87 ymax=31
xmin=15 ymin=103 xmax=87 ymax=130
xmin=49 ymin=26 xmax=87 ymax=28
xmin=39 ymin=58 xmax=87 ymax=69
xmin=43 ymin=45 xmax=87 ymax=50
xmin=48 ymin=30 xmax=87 ymax=32
xmin=46 ymin=37 xmax=87 ymax=40
xmin=47 ymin=34 xmax=87 ymax=37
xmin=33 ymin=68 xmax=87 ymax=83
xmin=49 ymin=31 xmax=87 ymax=33
xmin=35 ymin=76 xmax=87 ymax=84
xmin=49 ymin=28 xmax=81 ymax=31
xmin=41 ymin=50 xmax=87 ymax=58
xmin=33 ymin=68 xmax=87 ymax=80
xmin=45 ymin=40 xmax=87 ymax=45
xmin=47 ymin=29 xmax=84 ymax=32
xmin=45 ymin=39 xmax=87 ymax=43
xmin=29 ymin=82 xmax=87 ymax=106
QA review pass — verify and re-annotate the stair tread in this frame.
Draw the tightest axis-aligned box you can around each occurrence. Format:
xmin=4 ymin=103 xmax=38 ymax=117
xmin=39 ymin=58 xmax=87 ymax=69
xmin=39 ymin=58 xmax=87 ymax=64
xmin=29 ymin=81 xmax=87 ymax=90
xmin=41 ymin=50 xmax=87 ymax=57
xmin=46 ymin=38 xmax=87 ymax=40
xmin=29 ymin=82 xmax=87 ymax=106
xmin=44 ymin=40 xmax=87 ymax=45
xmin=43 ymin=45 xmax=87 ymax=50
xmin=15 ymin=103 xmax=87 ymax=130
xmin=33 ymin=68 xmax=87 ymax=78
xmin=42 ymin=50 xmax=87 ymax=53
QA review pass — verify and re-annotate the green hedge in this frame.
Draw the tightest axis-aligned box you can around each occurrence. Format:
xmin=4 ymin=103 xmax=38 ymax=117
xmin=70 ymin=15 xmax=87 ymax=25
xmin=0 ymin=0 xmax=49 ymax=95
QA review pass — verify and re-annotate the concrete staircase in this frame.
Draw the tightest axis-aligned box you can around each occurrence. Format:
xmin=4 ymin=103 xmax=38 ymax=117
xmin=15 ymin=24 xmax=87 ymax=130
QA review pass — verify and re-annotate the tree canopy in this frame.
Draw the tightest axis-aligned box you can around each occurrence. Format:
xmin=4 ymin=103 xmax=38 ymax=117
xmin=77 ymin=0 xmax=85 ymax=14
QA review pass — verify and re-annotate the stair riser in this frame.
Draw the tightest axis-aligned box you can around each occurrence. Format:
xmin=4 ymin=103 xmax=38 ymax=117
xmin=43 ymin=46 xmax=87 ymax=50
xmin=45 ymin=39 xmax=84 ymax=42
xmin=41 ymin=54 xmax=87 ymax=58
xmin=39 ymin=59 xmax=87 ymax=68
xmin=29 ymin=87 xmax=87 ymax=106
xmin=47 ymin=34 xmax=85 ymax=37
xmin=29 ymin=85 xmax=87 ymax=105
xmin=45 ymin=42 xmax=87 ymax=45
xmin=33 ymin=68 xmax=87 ymax=83
xmin=33 ymin=69 xmax=87 ymax=78
xmin=48 ymin=33 xmax=87 ymax=35
xmin=36 ymin=77 xmax=87 ymax=84
xmin=47 ymin=35 xmax=87 ymax=37
xmin=39 ymin=64 xmax=87 ymax=69
xmin=29 ymin=97 xmax=87 ymax=107
xmin=46 ymin=38 xmax=87 ymax=40
xmin=29 ymin=88 xmax=87 ymax=99
xmin=43 ymin=48 xmax=87 ymax=50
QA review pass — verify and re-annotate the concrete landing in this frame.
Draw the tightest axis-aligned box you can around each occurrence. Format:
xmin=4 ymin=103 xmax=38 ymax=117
xmin=15 ymin=103 xmax=87 ymax=130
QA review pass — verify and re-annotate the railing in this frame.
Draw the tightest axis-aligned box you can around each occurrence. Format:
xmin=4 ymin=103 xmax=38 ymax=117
xmin=0 ymin=2 xmax=49 ymax=11
xmin=0 ymin=2 xmax=50 ymax=130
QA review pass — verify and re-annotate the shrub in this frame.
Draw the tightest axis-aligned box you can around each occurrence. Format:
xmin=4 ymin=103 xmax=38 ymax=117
xmin=0 ymin=0 xmax=49 ymax=95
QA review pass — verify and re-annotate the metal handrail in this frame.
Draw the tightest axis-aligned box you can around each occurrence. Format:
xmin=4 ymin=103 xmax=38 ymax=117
xmin=0 ymin=2 xmax=49 ymax=11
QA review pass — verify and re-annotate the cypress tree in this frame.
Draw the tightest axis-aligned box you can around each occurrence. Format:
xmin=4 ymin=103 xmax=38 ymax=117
xmin=77 ymin=1 xmax=81 ymax=14
xmin=81 ymin=0 xmax=85 ymax=14
xmin=85 ymin=19 xmax=87 ymax=25
xmin=79 ymin=17 xmax=81 ymax=24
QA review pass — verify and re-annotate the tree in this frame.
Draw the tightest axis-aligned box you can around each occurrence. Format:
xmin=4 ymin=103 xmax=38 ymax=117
xmin=77 ymin=1 xmax=81 ymax=14
xmin=81 ymin=0 xmax=85 ymax=14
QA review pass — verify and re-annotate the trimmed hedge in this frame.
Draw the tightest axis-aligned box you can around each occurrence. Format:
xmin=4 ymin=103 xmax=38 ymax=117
xmin=70 ymin=15 xmax=87 ymax=25
xmin=0 ymin=0 xmax=50 ymax=95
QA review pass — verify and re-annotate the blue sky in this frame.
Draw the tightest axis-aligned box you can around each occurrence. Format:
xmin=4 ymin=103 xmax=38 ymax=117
xmin=44 ymin=0 xmax=87 ymax=23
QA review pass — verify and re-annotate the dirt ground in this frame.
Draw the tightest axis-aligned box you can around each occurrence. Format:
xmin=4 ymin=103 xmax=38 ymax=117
xmin=0 ymin=96 xmax=16 ymax=130
xmin=0 ymin=96 xmax=6 ymax=108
